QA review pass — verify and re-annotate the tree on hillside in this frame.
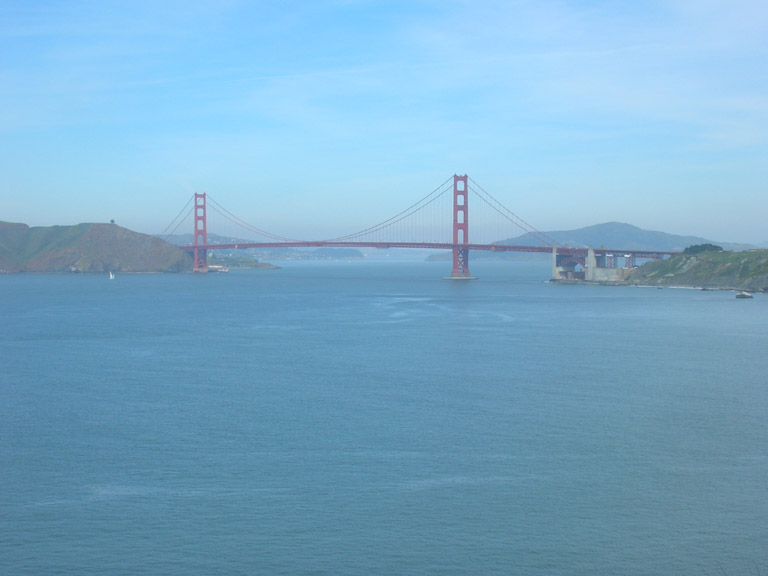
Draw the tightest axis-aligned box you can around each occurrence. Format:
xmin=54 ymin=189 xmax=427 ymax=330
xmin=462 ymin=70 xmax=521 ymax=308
xmin=683 ymin=243 xmax=723 ymax=254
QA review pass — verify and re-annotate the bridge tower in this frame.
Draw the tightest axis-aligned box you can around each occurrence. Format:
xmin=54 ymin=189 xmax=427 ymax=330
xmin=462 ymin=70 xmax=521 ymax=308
xmin=193 ymin=193 xmax=208 ymax=272
xmin=448 ymin=174 xmax=474 ymax=279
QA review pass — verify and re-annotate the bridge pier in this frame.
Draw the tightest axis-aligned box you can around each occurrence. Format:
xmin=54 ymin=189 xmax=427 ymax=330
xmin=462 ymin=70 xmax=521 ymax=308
xmin=551 ymin=245 xmax=584 ymax=280
xmin=446 ymin=246 xmax=476 ymax=280
xmin=552 ymin=245 xmax=559 ymax=280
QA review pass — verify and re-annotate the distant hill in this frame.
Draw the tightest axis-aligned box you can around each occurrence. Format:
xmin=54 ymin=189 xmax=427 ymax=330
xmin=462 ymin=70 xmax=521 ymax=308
xmin=499 ymin=222 xmax=753 ymax=253
xmin=0 ymin=221 xmax=192 ymax=273
xmin=628 ymin=250 xmax=768 ymax=291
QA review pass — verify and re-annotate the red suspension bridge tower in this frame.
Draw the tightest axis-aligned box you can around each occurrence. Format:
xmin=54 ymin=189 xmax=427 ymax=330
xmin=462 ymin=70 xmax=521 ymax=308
xmin=449 ymin=174 xmax=474 ymax=279
xmin=193 ymin=193 xmax=207 ymax=272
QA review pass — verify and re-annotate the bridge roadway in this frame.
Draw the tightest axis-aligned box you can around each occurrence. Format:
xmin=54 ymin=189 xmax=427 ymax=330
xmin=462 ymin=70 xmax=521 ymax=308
xmin=181 ymin=241 xmax=677 ymax=260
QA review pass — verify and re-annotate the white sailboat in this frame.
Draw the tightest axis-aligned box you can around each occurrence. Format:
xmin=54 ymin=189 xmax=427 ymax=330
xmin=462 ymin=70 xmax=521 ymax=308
xmin=108 ymin=271 xmax=115 ymax=280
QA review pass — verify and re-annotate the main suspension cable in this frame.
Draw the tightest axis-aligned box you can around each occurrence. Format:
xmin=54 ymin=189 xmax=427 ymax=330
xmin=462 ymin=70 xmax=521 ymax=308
xmin=206 ymin=195 xmax=300 ymax=242
xmin=326 ymin=176 xmax=454 ymax=241
xmin=468 ymin=177 xmax=557 ymax=247
xmin=159 ymin=195 xmax=194 ymax=240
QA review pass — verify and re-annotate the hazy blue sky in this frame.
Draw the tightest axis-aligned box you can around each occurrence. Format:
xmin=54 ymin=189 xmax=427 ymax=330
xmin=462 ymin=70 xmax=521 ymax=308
xmin=1 ymin=1 xmax=767 ymax=242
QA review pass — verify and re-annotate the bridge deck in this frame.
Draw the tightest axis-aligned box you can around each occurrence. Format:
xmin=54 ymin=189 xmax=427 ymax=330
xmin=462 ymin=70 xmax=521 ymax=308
xmin=179 ymin=241 xmax=677 ymax=259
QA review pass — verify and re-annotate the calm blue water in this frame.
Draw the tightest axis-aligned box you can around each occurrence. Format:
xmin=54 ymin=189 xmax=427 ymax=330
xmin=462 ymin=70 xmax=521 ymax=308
xmin=2 ymin=261 xmax=767 ymax=575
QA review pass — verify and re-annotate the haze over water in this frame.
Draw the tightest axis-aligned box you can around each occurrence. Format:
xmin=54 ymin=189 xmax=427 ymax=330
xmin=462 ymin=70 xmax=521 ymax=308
xmin=2 ymin=262 xmax=767 ymax=575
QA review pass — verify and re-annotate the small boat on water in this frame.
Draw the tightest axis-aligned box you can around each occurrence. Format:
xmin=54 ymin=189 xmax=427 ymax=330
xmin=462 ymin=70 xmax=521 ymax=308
xmin=108 ymin=271 xmax=115 ymax=280
xmin=736 ymin=291 xmax=753 ymax=299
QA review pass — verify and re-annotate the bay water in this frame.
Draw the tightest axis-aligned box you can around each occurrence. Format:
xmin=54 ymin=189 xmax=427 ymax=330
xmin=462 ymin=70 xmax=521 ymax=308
xmin=2 ymin=261 xmax=767 ymax=575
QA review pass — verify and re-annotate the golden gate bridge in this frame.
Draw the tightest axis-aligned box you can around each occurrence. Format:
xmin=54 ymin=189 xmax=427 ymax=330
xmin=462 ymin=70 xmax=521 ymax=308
xmin=160 ymin=175 xmax=676 ymax=280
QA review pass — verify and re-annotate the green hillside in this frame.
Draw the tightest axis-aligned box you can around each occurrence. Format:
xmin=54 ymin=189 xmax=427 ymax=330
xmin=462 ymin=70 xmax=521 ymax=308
xmin=628 ymin=250 xmax=768 ymax=291
xmin=0 ymin=221 xmax=192 ymax=273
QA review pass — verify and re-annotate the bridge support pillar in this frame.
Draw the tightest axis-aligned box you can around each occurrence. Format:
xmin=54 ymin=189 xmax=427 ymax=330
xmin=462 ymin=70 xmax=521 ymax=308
xmin=585 ymin=247 xmax=597 ymax=282
xmin=446 ymin=174 xmax=476 ymax=280
xmin=193 ymin=192 xmax=208 ymax=272
xmin=552 ymin=245 xmax=560 ymax=280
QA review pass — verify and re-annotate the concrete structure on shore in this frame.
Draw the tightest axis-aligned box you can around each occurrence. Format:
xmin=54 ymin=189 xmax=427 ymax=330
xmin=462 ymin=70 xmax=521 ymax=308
xmin=552 ymin=246 xmax=633 ymax=283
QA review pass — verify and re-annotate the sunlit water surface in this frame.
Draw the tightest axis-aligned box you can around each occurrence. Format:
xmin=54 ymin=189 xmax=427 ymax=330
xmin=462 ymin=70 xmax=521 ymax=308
xmin=2 ymin=262 xmax=767 ymax=575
